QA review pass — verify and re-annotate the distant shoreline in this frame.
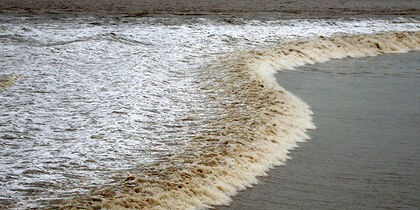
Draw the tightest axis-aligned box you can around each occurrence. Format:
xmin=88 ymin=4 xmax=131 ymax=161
xmin=1 ymin=0 xmax=419 ymax=16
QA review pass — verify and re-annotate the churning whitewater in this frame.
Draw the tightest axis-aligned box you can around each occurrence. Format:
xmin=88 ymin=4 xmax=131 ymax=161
xmin=0 ymin=16 xmax=419 ymax=209
xmin=60 ymin=31 xmax=420 ymax=209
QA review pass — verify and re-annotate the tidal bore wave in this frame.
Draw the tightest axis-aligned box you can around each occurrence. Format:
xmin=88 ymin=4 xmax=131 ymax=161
xmin=61 ymin=31 xmax=420 ymax=209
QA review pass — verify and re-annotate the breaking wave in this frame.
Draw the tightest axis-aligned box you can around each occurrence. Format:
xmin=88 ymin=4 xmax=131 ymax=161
xmin=61 ymin=31 xmax=420 ymax=209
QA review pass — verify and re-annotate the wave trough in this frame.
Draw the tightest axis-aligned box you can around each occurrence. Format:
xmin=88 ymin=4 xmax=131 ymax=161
xmin=60 ymin=31 xmax=420 ymax=209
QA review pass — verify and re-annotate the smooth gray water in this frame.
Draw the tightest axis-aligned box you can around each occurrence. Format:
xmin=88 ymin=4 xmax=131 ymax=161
xmin=217 ymin=52 xmax=420 ymax=209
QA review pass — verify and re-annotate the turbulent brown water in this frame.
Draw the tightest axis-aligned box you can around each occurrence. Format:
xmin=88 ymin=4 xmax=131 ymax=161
xmin=62 ymin=31 xmax=420 ymax=210
xmin=0 ymin=15 xmax=419 ymax=209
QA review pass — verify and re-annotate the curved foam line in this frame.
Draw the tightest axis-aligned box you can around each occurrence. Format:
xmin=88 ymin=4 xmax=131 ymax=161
xmin=61 ymin=31 xmax=420 ymax=209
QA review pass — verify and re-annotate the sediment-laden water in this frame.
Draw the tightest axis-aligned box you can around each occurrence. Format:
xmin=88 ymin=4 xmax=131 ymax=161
xmin=0 ymin=15 xmax=419 ymax=208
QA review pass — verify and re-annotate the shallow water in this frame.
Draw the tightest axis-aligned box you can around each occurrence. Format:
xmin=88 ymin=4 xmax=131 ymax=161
xmin=0 ymin=15 xmax=419 ymax=208
xmin=217 ymin=51 xmax=420 ymax=209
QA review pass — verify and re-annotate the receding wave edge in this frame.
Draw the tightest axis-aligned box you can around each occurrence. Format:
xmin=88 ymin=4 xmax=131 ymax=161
xmin=60 ymin=31 xmax=420 ymax=209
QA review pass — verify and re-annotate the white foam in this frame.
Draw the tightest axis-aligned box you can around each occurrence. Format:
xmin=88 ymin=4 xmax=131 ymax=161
xmin=61 ymin=31 xmax=420 ymax=209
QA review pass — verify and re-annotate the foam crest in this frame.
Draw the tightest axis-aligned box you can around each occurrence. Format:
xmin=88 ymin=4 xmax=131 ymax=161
xmin=61 ymin=31 xmax=419 ymax=209
xmin=250 ymin=31 xmax=420 ymax=84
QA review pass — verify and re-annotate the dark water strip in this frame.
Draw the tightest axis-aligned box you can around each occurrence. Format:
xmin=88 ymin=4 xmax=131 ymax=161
xmin=1 ymin=0 xmax=420 ymax=16
xmin=217 ymin=51 xmax=420 ymax=209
